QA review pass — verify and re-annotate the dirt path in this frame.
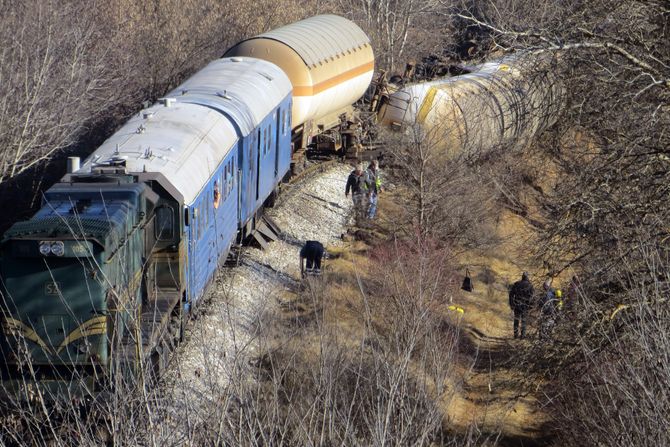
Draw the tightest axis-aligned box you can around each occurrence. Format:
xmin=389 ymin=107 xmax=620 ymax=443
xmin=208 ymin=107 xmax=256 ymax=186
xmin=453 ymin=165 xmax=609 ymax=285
xmin=445 ymin=210 xmax=554 ymax=446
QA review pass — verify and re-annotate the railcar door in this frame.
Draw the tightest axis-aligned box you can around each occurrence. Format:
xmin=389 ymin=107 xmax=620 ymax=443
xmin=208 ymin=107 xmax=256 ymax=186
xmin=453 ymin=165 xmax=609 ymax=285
xmin=255 ymin=128 xmax=261 ymax=202
xmin=244 ymin=132 xmax=258 ymax=221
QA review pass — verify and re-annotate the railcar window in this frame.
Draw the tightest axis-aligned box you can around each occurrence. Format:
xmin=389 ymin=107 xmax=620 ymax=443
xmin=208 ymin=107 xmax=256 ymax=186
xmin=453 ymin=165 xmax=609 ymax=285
xmin=206 ymin=190 xmax=211 ymax=224
xmin=222 ymin=169 xmax=225 ymax=200
xmin=223 ymin=165 xmax=228 ymax=198
xmin=262 ymin=127 xmax=267 ymax=156
xmin=199 ymin=204 xmax=204 ymax=238
xmin=228 ymin=160 xmax=233 ymax=197
xmin=192 ymin=208 xmax=196 ymax=240
xmin=282 ymin=109 xmax=287 ymax=135
xmin=155 ymin=206 xmax=174 ymax=241
xmin=256 ymin=130 xmax=261 ymax=168
xmin=220 ymin=169 xmax=225 ymax=199
xmin=228 ymin=161 xmax=232 ymax=196
xmin=195 ymin=205 xmax=201 ymax=240
xmin=250 ymin=136 xmax=255 ymax=173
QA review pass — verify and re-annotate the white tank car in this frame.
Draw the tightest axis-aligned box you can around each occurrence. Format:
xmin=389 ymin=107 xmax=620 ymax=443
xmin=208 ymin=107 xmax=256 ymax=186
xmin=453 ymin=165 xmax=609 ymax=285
xmin=378 ymin=53 xmax=564 ymax=157
xmin=225 ymin=15 xmax=374 ymax=134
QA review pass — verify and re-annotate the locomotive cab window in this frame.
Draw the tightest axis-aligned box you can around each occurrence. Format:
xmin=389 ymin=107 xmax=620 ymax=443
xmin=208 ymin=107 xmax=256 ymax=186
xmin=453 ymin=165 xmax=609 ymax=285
xmin=155 ymin=206 xmax=174 ymax=241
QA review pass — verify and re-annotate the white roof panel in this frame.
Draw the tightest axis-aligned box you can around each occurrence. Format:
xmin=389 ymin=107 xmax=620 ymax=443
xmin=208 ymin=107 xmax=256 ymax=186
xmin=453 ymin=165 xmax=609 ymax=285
xmin=166 ymin=58 xmax=291 ymax=136
xmin=77 ymin=102 xmax=238 ymax=205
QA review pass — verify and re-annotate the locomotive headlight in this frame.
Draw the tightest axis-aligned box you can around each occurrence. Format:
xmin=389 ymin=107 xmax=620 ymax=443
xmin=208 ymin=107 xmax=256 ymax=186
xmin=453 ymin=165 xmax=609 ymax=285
xmin=50 ymin=241 xmax=65 ymax=257
xmin=39 ymin=241 xmax=52 ymax=256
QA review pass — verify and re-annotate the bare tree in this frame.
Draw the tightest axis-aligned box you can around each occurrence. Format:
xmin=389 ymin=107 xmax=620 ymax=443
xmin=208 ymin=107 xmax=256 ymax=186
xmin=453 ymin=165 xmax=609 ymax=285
xmin=333 ymin=0 xmax=452 ymax=71
xmin=0 ymin=0 xmax=127 ymax=183
xmin=448 ymin=1 xmax=670 ymax=445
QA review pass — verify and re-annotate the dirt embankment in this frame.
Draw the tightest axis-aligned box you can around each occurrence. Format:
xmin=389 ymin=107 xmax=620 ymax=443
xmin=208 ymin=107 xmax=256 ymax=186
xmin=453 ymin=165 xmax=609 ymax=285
xmin=155 ymin=157 xmax=558 ymax=445
xmin=325 ymin=152 xmax=562 ymax=445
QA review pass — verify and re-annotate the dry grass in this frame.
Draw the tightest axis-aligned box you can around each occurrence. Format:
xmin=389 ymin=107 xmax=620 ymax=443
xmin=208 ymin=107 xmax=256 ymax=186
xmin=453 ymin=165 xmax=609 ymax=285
xmin=264 ymin=190 xmax=552 ymax=445
xmin=444 ymin=210 xmax=552 ymax=440
xmin=354 ymin=162 xmax=560 ymax=444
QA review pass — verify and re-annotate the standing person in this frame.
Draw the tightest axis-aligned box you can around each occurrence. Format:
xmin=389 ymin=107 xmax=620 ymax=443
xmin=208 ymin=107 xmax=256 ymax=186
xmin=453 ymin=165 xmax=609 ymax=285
xmin=364 ymin=160 xmax=383 ymax=219
xmin=300 ymin=240 xmax=325 ymax=278
xmin=345 ymin=163 xmax=367 ymax=223
xmin=539 ymin=280 xmax=559 ymax=340
xmin=509 ymin=272 xmax=534 ymax=339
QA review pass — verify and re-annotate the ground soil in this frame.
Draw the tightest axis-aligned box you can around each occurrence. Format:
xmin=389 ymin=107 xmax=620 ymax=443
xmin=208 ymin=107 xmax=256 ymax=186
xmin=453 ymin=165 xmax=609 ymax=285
xmin=358 ymin=187 xmax=558 ymax=445
xmin=158 ymin=160 xmax=557 ymax=445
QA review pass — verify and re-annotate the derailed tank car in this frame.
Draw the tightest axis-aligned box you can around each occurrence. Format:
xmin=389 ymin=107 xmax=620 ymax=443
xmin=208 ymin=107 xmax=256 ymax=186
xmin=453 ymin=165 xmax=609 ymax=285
xmin=225 ymin=14 xmax=375 ymax=159
xmin=378 ymin=53 xmax=564 ymax=157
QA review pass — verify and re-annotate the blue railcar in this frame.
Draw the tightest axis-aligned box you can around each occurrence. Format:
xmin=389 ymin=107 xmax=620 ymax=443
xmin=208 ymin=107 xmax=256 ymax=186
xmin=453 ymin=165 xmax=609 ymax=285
xmin=160 ymin=58 xmax=292 ymax=305
xmin=163 ymin=58 xmax=292 ymax=235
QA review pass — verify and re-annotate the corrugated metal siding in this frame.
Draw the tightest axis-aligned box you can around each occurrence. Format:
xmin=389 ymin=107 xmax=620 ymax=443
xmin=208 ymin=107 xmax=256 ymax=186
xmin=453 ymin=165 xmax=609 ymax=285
xmin=253 ymin=15 xmax=370 ymax=67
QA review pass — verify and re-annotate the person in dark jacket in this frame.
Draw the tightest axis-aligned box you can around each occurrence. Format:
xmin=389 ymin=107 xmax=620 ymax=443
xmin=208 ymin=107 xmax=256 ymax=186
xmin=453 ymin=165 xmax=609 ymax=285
xmin=509 ymin=272 xmax=534 ymax=339
xmin=345 ymin=164 xmax=367 ymax=222
xmin=300 ymin=240 xmax=325 ymax=278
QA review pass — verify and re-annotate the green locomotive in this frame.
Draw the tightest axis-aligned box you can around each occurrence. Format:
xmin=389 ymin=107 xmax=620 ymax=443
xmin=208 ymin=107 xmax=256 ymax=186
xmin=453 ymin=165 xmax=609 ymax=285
xmin=0 ymin=177 xmax=167 ymax=402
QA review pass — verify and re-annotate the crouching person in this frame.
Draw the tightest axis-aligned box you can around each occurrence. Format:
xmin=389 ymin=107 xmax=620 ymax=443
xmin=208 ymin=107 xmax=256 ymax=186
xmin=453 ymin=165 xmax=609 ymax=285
xmin=300 ymin=240 xmax=325 ymax=278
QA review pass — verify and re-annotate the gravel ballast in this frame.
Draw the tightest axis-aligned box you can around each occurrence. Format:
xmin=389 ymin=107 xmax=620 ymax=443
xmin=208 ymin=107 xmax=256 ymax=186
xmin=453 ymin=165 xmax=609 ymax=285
xmin=158 ymin=163 xmax=353 ymax=437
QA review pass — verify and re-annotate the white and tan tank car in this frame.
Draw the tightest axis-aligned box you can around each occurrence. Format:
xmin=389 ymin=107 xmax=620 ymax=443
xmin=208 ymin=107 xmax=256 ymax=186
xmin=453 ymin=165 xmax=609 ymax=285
xmin=225 ymin=15 xmax=375 ymax=166
xmin=377 ymin=53 xmax=564 ymax=158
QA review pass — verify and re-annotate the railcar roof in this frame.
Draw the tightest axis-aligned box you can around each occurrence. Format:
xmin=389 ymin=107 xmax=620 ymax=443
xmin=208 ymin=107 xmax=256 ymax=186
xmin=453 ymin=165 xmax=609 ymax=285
xmin=246 ymin=14 xmax=371 ymax=68
xmin=166 ymin=57 xmax=291 ymax=136
xmin=77 ymin=102 xmax=238 ymax=205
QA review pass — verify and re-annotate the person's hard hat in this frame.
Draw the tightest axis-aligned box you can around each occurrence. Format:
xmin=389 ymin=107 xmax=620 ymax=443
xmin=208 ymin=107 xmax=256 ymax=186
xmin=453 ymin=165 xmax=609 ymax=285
xmin=556 ymin=289 xmax=563 ymax=298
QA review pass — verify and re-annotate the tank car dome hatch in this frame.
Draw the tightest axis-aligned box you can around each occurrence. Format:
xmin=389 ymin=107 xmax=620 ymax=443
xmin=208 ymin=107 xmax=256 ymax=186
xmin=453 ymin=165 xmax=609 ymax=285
xmin=224 ymin=14 xmax=374 ymax=129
